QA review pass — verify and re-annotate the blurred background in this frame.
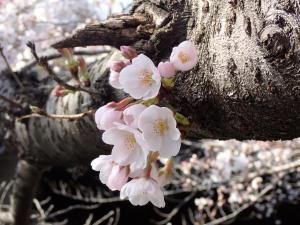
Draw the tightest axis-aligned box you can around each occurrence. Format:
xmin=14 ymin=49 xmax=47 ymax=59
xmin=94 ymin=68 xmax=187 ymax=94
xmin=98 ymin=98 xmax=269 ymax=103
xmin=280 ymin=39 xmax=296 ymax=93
xmin=1 ymin=1 xmax=300 ymax=225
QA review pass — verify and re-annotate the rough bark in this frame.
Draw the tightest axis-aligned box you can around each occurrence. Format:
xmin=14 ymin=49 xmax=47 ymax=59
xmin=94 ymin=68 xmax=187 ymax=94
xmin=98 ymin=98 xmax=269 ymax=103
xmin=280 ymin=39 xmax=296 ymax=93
xmin=52 ymin=0 xmax=300 ymax=140
xmin=1 ymin=0 xmax=300 ymax=224
xmin=12 ymin=160 xmax=43 ymax=225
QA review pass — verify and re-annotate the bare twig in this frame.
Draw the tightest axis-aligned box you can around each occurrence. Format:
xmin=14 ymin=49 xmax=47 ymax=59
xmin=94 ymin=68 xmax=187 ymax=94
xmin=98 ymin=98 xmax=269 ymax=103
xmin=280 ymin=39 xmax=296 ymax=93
xmin=21 ymin=49 xmax=110 ymax=71
xmin=26 ymin=41 xmax=99 ymax=96
xmin=92 ymin=210 xmax=114 ymax=225
xmin=16 ymin=109 xmax=95 ymax=121
xmin=204 ymin=185 xmax=273 ymax=225
xmin=112 ymin=208 xmax=120 ymax=225
xmin=0 ymin=94 xmax=23 ymax=109
xmin=153 ymin=191 xmax=197 ymax=225
xmin=46 ymin=204 xmax=101 ymax=220
xmin=0 ymin=44 xmax=24 ymax=88
xmin=0 ymin=180 xmax=14 ymax=205
xmin=83 ymin=214 xmax=94 ymax=225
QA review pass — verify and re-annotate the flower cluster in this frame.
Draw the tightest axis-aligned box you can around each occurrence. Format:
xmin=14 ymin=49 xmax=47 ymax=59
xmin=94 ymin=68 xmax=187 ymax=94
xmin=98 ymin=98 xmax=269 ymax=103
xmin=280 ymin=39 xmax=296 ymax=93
xmin=91 ymin=40 xmax=198 ymax=207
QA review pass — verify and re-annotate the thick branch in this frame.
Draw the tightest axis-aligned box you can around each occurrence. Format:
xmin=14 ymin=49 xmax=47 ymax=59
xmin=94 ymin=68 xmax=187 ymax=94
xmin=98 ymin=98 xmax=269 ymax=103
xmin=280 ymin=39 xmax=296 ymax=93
xmin=12 ymin=160 xmax=43 ymax=225
xmin=52 ymin=13 xmax=153 ymax=49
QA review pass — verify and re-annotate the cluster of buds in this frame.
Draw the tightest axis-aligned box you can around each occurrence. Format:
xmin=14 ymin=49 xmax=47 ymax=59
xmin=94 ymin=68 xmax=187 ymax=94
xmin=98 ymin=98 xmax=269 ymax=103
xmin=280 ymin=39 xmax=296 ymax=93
xmin=57 ymin=48 xmax=91 ymax=88
xmin=91 ymin=41 xmax=198 ymax=207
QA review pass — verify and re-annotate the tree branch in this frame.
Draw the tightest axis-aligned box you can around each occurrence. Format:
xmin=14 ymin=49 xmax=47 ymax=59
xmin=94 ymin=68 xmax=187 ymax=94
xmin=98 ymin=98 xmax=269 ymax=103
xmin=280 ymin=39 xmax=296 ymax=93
xmin=51 ymin=13 xmax=153 ymax=49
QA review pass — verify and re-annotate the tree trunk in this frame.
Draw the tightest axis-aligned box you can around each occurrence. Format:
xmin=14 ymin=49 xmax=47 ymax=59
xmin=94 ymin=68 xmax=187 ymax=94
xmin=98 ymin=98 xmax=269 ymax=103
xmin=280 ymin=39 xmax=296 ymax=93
xmin=1 ymin=0 xmax=300 ymax=224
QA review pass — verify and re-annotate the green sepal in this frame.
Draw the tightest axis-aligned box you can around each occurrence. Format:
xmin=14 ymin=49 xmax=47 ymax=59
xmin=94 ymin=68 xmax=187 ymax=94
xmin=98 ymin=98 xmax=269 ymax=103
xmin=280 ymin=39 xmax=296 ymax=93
xmin=161 ymin=78 xmax=175 ymax=89
xmin=141 ymin=97 xmax=159 ymax=106
xmin=175 ymin=112 xmax=190 ymax=126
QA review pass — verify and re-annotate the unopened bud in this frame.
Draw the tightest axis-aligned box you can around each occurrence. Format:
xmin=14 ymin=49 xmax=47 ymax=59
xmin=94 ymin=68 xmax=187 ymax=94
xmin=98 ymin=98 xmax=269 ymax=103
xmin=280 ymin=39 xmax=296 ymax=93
xmin=109 ymin=60 xmax=129 ymax=72
xmin=158 ymin=61 xmax=176 ymax=78
xmin=53 ymin=85 xmax=73 ymax=97
xmin=120 ymin=46 xmax=138 ymax=60
xmin=57 ymin=48 xmax=73 ymax=61
xmin=78 ymin=57 xmax=90 ymax=86
xmin=175 ymin=112 xmax=190 ymax=126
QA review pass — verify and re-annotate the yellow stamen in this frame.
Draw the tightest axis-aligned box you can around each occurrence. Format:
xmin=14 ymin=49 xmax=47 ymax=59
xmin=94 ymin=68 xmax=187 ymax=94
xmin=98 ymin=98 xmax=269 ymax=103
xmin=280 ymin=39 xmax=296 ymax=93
xmin=125 ymin=134 xmax=136 ymax=150
xmin=178 ymin=52 xmax=189 ymax=64
xmin=154 ymin=119 xmax=168 ymax=136
xmin=140 ymin=70 xmax=154 ymax=86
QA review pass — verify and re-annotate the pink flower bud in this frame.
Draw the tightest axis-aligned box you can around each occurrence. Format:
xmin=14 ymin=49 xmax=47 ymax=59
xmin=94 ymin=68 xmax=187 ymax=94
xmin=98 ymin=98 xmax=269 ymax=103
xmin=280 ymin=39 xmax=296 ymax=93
xmin=158 ymin=61 xmax=176 ymax=78
xmin=109 ymin=60 xmax=129 ymax=72
xmin=53 ymin=85 xmax=67 ymax=97
xmin=78 ymin=57 xmax=87 ymax=70
xmin=120 ymin=46 xmax=138 ymax=60
xmin=57 ymin=48 xmax=73 ymax=61
xmin=94 ymin=103 xmax=123 ymax=130
xmin=107 ymin=165 xmax=129 ymax=191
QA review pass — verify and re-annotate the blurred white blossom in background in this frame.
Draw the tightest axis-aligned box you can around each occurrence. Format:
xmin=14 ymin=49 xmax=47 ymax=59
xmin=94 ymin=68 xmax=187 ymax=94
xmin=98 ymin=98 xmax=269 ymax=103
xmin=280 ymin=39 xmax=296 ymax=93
xmin=0 ymin=0 xmax=132 ymax=71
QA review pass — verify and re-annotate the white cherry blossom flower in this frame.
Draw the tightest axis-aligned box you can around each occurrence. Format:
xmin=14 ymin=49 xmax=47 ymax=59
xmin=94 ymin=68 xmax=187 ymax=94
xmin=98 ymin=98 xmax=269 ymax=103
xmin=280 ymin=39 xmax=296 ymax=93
xmin=123 ymin=104 xmax=147 ymax=129
xmin=91 ymin=155 xmax=114 ymax=184
xmin=109 ymin=60 xmax=129 ymax=73
xmin=109 ymin=71 xmax=123 ymax=89
xmin=170 ymin=40 xmax=198 ymax=71
xmin=120 ymin=177 xmax=165 ymax=207
xmin=119 ymin=54 xmax=161 ymax=100
xmin=120 ymin=46 xmax=138 ymax=60
xmin=102 ymin=124 xmax=148 ymax=169
xmin=107 ymin=165 xmax=129 ymax=191
xmin=138 ymin=105 xmax=181 ymax=158
xmin=91 ymin=155 xmax=129 ymax=191
xmin=94 ymin=103 xmax=123 ymax=130
xmin=158 ymin=61 xmax=176 ymax=78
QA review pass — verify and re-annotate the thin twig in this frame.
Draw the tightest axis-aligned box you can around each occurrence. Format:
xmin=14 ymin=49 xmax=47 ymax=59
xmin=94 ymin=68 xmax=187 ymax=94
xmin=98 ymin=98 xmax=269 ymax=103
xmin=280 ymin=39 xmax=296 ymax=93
xmin=153 ymin=191 xmax=197 ymax=225
xmin=84 ymin=214 xmax=94 ymax=225
xmin=22 ymin=50 xmax=110 ymax=71
xmin=0 ymin=180 xmax=14 ymax=205
xmin=46 ymin=204 xmax=101 ymax=220
xmin=0 ymin=44 xmax=24 ymax=88
xmin=0 ymin=94 xmax=23 ymax=109
xmin=112 ymin=208 xmax=120 ymax=225
xmin=17 ymin=109 xmax=94 ymax=121
xmin=92 ymin=210 xmax=115 ymax=225
xmin=204 ymin=185 xmax=273 ymax=225
xmin=26 ymin=41 xmax=99 ymax=96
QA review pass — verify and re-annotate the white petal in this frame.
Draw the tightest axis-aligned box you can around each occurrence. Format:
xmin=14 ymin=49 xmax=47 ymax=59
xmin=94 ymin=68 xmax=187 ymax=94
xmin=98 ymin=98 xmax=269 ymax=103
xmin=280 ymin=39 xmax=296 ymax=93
xmin=148 ymin=187 xmax=165 ymax=208
xmin=132 ymin=54 xmax=155 ymax=68
xmin=142 ymin=123 xmax=162 ymax=150
xmin=138 ymin=105 xmax=161 ymax=131
xmin=102 ymin=128 xmax=126 ymax=145
xmin=123 ymin=104 xmax=147 ymax=128
xmin=119 ymin=65 xmax=140 ymax=86
xmin=159 ymin=137 xmax=181 ymax=158
xmin=91 ymin=155 xmax=111 ymax=171
xmin=109 ymin=71 xmax=123 ymax=89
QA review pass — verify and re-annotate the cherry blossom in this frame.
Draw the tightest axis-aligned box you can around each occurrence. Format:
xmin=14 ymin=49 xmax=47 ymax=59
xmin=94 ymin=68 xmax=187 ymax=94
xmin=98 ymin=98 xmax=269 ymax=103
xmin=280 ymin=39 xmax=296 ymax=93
xmin=107 ymin=164 xmax=129 ymax=191
xmin=91 ymin=155 xmax=129 ymax=191
xmin=138 ymin=105 xmax=181 ymax=158
xmin=170 ymin=40 xmax=198 ymax=71
xmin=120 ymin=46 xmax=138 ymax=60
xmin=119 ymin=54 xmax=161 ymax=100
xmin=102 ymin=123 xmax=148 ymax=169
xmin=109 ymin=71 xmax=123 ymax=89
xmin=109 ymin=60 xmax=129 ymax=73
xmin=0 ymin=0 xmax=132 ymax=72
xmin=120 ymin=177 xmax=165 ymax=207
xmin=94 ymin=103 xmax=123 ymax=130
xmin=123 ymin=104 xmax=147 ymax=129
xmin=91 ymin=155 xmax=114 ymax=185
xmin=158 ymin=61 xmax=176 ymax=78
